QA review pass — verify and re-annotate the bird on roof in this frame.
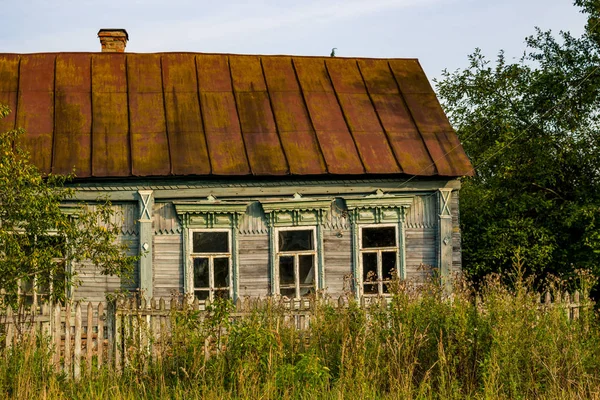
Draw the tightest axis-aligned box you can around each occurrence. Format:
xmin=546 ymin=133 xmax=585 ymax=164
xmin=330 ymin=48 xmax=337 ymax=57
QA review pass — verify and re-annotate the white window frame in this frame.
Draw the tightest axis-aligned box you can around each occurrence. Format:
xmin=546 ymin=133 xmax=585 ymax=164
xmin=188 ymin=228 xmax=233 ymax=301
xmin=274 ymin=226 xmax=318 ymax=299
xmin=358 ymin=223 xmax=399 ymax=296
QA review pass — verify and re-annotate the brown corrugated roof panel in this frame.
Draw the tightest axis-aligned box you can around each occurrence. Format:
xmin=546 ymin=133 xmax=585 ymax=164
xmin=91 ymin=54 xmax=131 ymax=177
xmin=230 ymin=55 xmax=288 ymax=175
xmin=197 ymin=55 xmax=250 ymax=175
xmin=262 ymin=57 xmax=326 ymax=175
xmin=127 ymin=54 xmax=170 ymax=176
xmin=293 ymin=58 xmax=365 ymax=175
xmin=0 ymin=55 xmax=19 ymax=133
xmin=53 ymin=54 xmax=92 ymax=177
xmin=162 ymin=53 xmax=211 ymax=176
xmin=0 ymin=52 xmax=473 ymax=179
xmin=326 ymin=59 xmax=401 ymax=174
xmin=17 ymin=54 xmax=55 ymax=174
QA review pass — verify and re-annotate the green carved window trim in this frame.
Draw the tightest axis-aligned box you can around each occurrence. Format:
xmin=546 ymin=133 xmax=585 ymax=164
xmin=261 ymin=197 xmax=331 ymax=296
xmin=345 ymin=192 xmax=413 ymax=297
xmin=174 ymin=201 xmax=249 ymax=301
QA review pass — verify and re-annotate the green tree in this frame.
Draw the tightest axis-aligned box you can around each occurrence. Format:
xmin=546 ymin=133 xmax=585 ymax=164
xmin=436 ymin=0 xmax=600 ymax=284
xmin=0 ymin=104 xmax=136 ymax=304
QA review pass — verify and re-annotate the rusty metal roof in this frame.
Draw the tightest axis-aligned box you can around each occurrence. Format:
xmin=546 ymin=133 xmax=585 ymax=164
xmin=0 ymin=52 xmax=473 ymax=178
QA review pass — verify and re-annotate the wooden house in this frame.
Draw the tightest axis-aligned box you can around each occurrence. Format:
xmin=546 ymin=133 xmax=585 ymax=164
xmin=0 ymin=30 xmax=473 ymax=304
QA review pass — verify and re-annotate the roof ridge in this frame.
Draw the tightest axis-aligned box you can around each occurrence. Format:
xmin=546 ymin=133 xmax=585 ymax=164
xmin=0 ymin=51 xmax=420 ymax=61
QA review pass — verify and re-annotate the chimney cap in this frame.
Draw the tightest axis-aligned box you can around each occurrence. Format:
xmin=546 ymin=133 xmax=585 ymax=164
xmin=97 ymin=29 xmax=129 ymax=41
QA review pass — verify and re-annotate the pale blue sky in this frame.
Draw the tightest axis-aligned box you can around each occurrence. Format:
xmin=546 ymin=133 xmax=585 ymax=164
xmin=0 ymin=0 xmax=588 ymax=81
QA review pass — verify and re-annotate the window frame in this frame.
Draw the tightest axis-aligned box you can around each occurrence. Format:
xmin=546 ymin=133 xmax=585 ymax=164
xmin=274 ymin=226 xmax=318 ymax=299
xmin=188 ymin=228 xmax=233 ymax=301
xmin=18 ymin=232 xmax=70 ymax=305
xmin=358 ymin=223 xmax=399 ymax=296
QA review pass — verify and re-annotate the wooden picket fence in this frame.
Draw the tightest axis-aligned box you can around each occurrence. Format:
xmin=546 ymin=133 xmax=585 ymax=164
xmin=1 ymin=301 xmax=114 ymax=380
xmin=0 ymin=290 xmax=588 ymax=379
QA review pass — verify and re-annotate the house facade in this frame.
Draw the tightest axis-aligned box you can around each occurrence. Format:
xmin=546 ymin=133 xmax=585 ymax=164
xmin=0 ymin=30 xmax=473 ymax=303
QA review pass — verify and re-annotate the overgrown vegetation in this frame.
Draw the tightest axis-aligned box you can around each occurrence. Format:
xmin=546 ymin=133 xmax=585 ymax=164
xmin=1 ymin=273 xmax=599 ymax=399
xmin=436 ymin=0 xmax=600 ymax=287
xmin=0 ymin=104 xmax=136 ymax=305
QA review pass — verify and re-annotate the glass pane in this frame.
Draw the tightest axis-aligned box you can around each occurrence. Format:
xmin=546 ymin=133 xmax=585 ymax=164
xmin=194 ymin=290 xmax=209 ymax=300
xmin=279 ymin=230 xmax=314 ymax=252
xmin=214 ymin=290 xmax=229 ymax=300
xmin=280 ymin=288 xmax=296 ymax=298
xmin=382 ymin=251 xmax=397 ymax=280
xmin=193 ymin=258 xmax=209 ymax=288
xmin=279 ymin=256 xmax=295 ymax=285
xmin=193 ymin=232 xmax=229 ymax=253
xmin=20 ymin=277 xmax=34 ymax=294
xmin=362 ymin=253 xmax=378 ymax=282
xmin=299 ymin=285 xmax=314 ymax=297
xmin=298 ymin=255 xmax=315 ymax=285
xmin=363 ymin=283 xmax=378 ymax=294
xmin=214 ymin=257 xmax=229 ymax=288
xmin=362 ymin=227 xmax=396 ymax=248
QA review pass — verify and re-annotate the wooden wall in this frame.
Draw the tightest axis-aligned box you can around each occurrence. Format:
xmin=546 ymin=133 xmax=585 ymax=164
xmin=71 ymin=187 xmax=464 ymax=300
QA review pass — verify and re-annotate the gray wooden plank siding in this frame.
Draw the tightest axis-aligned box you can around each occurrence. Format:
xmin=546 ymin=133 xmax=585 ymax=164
xmin=405 ymin=227 xmax=437 ymax=281
xmin=153 ymin=202 xmax=181 ymax=234
xmin=451 ymin=190 xmax=462 ymax=276
xmin=153 ymin=234 xmax=183 ymax=298
xmin=323 ymin=228 xmax=352 ymax=297
xmin=73 ymin=234 xmax=138 ymax=303
xmin=67 ymin=184 xmax=464 ymax=301
xmin=238 ymin=234 xmax=270 ymax=298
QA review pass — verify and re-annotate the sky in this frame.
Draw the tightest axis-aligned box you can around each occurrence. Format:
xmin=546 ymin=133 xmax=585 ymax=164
xmin=0 ymin=0 xmax=589 ymax=82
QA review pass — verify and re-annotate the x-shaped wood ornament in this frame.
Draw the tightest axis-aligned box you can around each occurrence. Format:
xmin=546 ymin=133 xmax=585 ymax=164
xmin=439 ymin=190 xmax=452 ymax=217
xmin=138 ymin=190 xmax=153 ymax=221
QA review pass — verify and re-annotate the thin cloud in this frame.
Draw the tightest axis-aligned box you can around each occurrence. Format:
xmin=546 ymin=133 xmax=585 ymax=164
xmin=133 ymin=0 xmax=447 ymax=50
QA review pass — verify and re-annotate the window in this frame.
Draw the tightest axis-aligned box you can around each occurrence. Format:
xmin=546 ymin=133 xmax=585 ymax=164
xmin=190 ymin=230 xmax=231 ymax=301
xmin=276 ymin=228 xmax=317 ymax=298
xmin=16 ymin=235 xmax=68 ymax=305
xmin=360 ymin=225 xmax=398 ymax=295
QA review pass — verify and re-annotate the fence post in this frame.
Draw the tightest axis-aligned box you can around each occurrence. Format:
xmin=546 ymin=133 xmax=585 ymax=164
xmin=86 ymin=302 xmax=93 ymax=374
xmin=52 ymin=302 xmax=62 ymax=372
xmin=5 ymin=306 xmax=14 ymax=348
xmin=74 ymin=302 xmax=82 ymax=380
xmin=573 ymin=291 xmax=580 ymax=320
xmin=64 ymin=303 xmax=72 ymax=377
xmin=106 ymin=298 xmax=115 ymax=369
xmin=97 ymin=302 xmax=104 ymax=369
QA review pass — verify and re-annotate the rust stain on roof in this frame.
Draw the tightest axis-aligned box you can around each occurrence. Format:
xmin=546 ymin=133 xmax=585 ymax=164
xmin=0 ymin=52 xmax=473 ymax=178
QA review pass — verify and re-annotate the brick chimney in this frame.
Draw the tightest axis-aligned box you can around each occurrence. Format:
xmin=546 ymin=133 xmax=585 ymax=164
xmin=98 ymin=29 xmax=128 ymax=52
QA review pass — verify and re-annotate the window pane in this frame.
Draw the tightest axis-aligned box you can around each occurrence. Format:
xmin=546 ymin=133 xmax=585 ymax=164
xmin=362 ymin=253 xmax=378 ymax=282
xmin=279 ymin=230 xmax=314 ymax=252
xmin=362 ymin=227 xmax=396 ymax=248
xmin=298 ymin=255 xmax=315 ymax=285
xmin=299 ymin=286 xmax=314 ymax=297
xmin=280 ymin=288 xmax=296 ymax=298
xmin=193 ymin=232 xmax=229 ymax=253
xmin=194 ymin=290 xmax=209 ymax=300
xmin=214 ymin=290 xmax=229 ymax=300
xmin=193 ymin=258 xmax=209 ymax=288
xmin=214 ymin=257 xmax=229 ymax=288
xmin=363 ymin=283 xmax=378 ymax=294
xmin=279 ymin=256 xmax=295 ymax=285
xmin=382 ymin=251 xmax=397 ymax=280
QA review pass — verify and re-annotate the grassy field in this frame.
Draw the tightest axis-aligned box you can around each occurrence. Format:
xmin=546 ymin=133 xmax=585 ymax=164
xmin=1 ymin=273 xmax=600 ymax=399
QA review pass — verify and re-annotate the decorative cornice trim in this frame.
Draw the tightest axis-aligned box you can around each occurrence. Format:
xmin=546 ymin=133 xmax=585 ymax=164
xmin=173 ymin=202 xmax=249 ymax=215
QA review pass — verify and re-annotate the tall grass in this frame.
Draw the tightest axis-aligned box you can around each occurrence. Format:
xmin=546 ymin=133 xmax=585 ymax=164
xmin=1 ymin=273 xmax=600 ymax=399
